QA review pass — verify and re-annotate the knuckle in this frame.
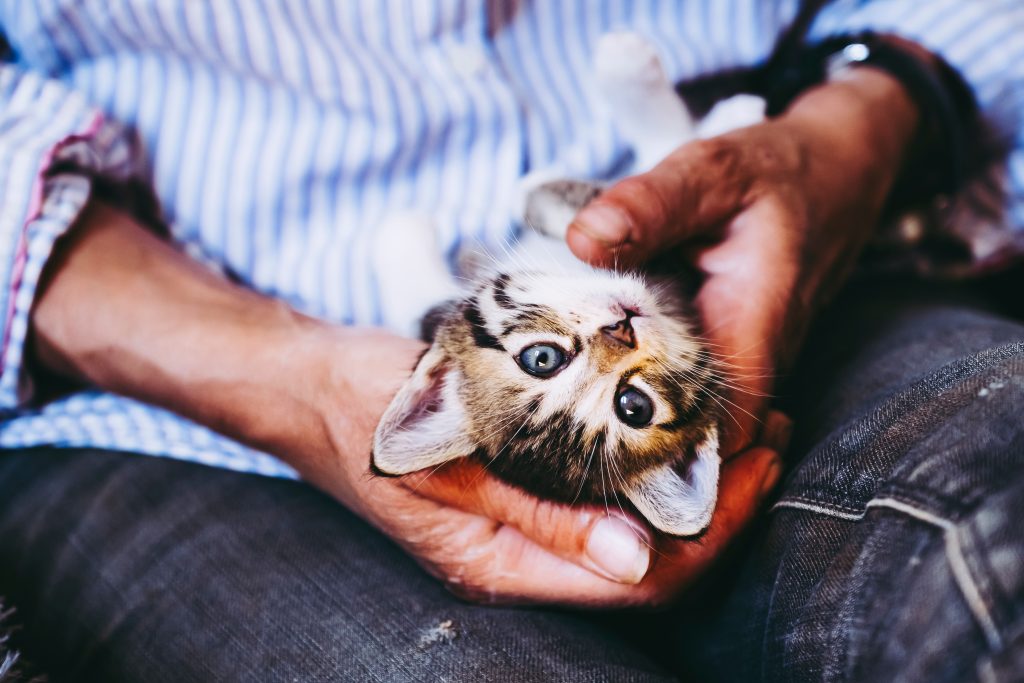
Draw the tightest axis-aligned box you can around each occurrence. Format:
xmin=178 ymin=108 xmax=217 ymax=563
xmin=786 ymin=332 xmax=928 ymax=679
xmin=615 ymin=174 xmax=673 ymax=233
xmin=691 ymin=136 xmax=741 ymax=171
xmin=529 ymin=499 xmax=570 ymax=544
xmin=440 ymin=560 xmax=511 ymax=606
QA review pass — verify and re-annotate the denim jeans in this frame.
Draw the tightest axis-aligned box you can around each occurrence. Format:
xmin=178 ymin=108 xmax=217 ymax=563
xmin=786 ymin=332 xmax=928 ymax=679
xmin=0 ymin=275 xmax=1021 ymax=682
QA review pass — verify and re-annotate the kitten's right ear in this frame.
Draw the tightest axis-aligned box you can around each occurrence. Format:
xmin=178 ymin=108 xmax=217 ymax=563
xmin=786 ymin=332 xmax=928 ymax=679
xmin=624 ymin=426 xmax=720 ymax=536
xmin=371 ymin=346 xmax=475 ymax=476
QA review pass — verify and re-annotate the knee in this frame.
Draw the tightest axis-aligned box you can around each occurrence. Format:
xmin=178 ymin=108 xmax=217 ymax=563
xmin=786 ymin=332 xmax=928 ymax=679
xmin=782 ymin=341 xmax=1024 ymax=512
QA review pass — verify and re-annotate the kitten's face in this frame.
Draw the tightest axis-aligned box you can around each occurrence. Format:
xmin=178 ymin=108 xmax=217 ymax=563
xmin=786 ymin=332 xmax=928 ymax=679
xmin=453 ymin=269 xmax=716 ymax=496
xmin=373 ymin=268 xmax=722 ymax=536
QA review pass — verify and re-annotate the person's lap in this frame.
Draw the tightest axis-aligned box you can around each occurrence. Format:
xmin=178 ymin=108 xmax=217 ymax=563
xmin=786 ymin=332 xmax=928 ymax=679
xmin=0 ymin=448 xmax=676 ymax=682
xmin=1 ymin=275 xmax=1022 ymax=682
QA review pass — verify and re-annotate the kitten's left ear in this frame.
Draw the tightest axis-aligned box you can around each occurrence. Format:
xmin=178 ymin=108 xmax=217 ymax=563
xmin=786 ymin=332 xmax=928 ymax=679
xmin=372 ymin=346 xmax=475 ymax=476
xmin=624 ymin=426 xmax=721 ymax=536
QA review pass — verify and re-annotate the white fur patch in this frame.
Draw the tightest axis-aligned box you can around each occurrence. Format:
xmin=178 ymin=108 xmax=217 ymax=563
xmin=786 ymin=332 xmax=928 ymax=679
xmin=594 ymin=31 xmax=695 ymax=171
xmin=696 ymin=94 xmax=767 ymax=139
xmin=373 ymin=211 xmax=461 ymax=339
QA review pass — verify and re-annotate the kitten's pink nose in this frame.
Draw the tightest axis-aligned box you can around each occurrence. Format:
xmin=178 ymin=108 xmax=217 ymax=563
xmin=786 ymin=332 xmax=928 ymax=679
xmin=602 ymin=309 xmax=638 ymax=349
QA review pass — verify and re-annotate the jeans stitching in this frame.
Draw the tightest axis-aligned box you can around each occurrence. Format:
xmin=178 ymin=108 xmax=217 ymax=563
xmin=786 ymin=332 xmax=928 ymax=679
xmin=772 ymin=495 xmax=1005 ymax=652
xmin=771 ymin=495 xmax=863 ymax=516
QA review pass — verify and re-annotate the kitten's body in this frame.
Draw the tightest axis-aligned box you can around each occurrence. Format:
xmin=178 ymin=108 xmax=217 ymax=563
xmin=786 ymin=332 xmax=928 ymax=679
xmin=371 ymin=33 xmax=764 ymax=536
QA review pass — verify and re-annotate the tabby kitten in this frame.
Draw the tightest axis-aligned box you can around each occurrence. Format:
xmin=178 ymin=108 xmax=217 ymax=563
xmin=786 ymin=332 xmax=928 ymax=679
xmin=371 ymin=33 xmax=765 ymax=536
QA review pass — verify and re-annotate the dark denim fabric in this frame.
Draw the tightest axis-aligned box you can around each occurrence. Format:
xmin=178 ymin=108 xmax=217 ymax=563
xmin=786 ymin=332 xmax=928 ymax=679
xmin=0 ymin=276 xmax=1022 ymax=682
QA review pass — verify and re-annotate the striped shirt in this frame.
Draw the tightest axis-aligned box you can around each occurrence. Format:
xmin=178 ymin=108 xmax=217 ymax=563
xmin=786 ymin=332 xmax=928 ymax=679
xmin=0 ymin=0 xmax=1021 ymax=478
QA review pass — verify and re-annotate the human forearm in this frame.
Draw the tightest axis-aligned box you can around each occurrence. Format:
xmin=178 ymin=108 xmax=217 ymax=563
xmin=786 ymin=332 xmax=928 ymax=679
xmin=30 ymin=201 xmax=421 ymax=494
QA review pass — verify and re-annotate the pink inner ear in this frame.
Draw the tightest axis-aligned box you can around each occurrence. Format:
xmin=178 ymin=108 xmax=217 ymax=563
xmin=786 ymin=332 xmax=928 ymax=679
xmin=392 ymin=361 xmax=454 ymax=437
xmin=403 ymin=372 xmax=445 ymax=426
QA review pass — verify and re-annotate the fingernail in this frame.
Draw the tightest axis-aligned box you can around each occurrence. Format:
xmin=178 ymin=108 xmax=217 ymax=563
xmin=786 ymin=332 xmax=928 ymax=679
xmin=586 ymin=516 xmax=650 ymax=584
xmin=759 ymin=455 xmax=783 ymax=497
xmin=572 ymin=203 xmax=632 ymax=246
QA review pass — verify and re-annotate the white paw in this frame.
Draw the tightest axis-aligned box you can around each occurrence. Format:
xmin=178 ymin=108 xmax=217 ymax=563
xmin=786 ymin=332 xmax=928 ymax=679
xmin=521 ymin=179 xmax=603 ymax=240
xmin=513 ymin=169 xmax=565 ymax=225
xmin=594 ymin=32 xmax=667 ymax=88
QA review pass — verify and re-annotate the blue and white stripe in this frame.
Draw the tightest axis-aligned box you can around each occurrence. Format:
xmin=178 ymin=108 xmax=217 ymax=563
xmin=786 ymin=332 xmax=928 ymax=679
xmin=0 ymin=0 xmax=1020 ymax=475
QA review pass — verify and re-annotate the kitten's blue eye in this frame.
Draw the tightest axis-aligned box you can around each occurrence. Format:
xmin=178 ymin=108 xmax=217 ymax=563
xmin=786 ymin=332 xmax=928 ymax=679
xmin=615 ymin=387 xmax=653 ymax=427
xmin=518 ymin=343 xmax=566 ymax=377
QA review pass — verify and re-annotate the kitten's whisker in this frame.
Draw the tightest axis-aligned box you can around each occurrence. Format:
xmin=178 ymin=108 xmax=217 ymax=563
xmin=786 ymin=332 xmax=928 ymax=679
xmin=408 ymin=459 xmax=460 ymax=493
xmin=675 ymin=367 xmax=775 ymax=399
xmin=599 ymin=448 xmax=612 ymax=521
xmin=698 ymin=386 xmax=762 ymax=425
xmin=607 ymin=455 xmax=667 ymax=559
xmin=570 ymin=435 xmax=599 ymax=506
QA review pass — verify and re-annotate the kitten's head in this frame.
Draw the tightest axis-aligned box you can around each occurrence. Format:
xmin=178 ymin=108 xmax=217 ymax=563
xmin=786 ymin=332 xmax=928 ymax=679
xmin=372 ymin=268 xmax=721 ymax=536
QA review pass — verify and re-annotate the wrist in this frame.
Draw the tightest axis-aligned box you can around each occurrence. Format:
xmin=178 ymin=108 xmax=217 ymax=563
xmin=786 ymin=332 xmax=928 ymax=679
xmin=782 ymin=67 xmax=919 ymax=218
xmin=299 ymin=324 xmax=427 ymax=509
xmin=741 ymin=69 xmax=919 ymax=327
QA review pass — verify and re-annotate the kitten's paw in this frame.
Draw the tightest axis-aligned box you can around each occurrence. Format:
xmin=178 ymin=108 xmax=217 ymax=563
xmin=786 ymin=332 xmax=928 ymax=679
xmin=513 ymin=169 xmax=564 ymax=226
xmin=594 ymin=32 xmax=667 ymax=88
xmin=519 ymin=175 xmax=603 ymax=241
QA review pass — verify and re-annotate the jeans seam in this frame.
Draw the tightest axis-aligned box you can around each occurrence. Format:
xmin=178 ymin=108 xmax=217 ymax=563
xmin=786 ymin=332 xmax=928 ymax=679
xmin=770 ymin=496 xmax=863 ymax=517
xmin=772 ymin=495 xmax=1005 ymax=652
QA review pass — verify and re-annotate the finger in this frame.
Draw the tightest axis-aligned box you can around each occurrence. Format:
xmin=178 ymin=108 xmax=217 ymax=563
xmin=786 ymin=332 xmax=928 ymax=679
xmin=405 ymin=446 xmax=780 ymax=608
xmin=566 ymin=138 xmax=751 ymax=267
xmin=373 ymin=484 xmax=646 ymax=607
xmin=404 ymin=460 xmax=654 ymax=585
xmin=699 ymin=446 xmax=781 ymax=551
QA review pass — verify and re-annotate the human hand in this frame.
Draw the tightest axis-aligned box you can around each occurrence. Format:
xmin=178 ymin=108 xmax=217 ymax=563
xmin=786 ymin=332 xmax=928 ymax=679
xmin=302 ymin=327 xmax=785 ymax=608
xmin=566 ymin=68 xmax=919 ymax=453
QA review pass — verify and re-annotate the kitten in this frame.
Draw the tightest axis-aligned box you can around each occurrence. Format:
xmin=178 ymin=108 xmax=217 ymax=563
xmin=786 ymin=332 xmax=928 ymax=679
xmin=371 ymin=33 xmax=765 ymax=536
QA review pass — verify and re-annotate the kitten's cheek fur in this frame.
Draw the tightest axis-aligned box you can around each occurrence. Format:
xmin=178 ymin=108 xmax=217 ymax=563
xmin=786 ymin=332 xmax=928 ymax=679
xmin=372 ymin=346 xmax=474 ymax=475
xmin=623 ymin=427 xmax=720 ymax=536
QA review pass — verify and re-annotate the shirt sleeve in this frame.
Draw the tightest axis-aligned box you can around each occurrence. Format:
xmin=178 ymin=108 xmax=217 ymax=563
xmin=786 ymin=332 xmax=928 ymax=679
xmin=0 ymin=62 xmax=146 ymax=408
xmin=811 ymin=0 xmax=1024 ymax=276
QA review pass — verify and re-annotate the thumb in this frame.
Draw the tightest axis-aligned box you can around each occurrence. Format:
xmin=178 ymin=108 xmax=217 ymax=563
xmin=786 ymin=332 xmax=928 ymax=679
xmin=566 ymin=139 xmax=749 ymax=267
xmin=405 ymin=460 xmax=653 ymax=585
